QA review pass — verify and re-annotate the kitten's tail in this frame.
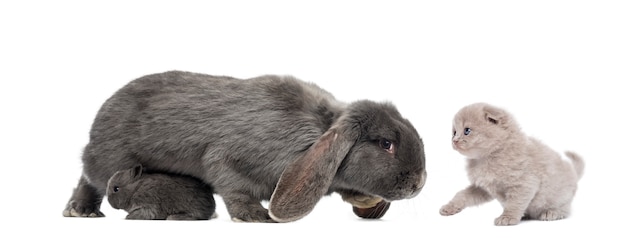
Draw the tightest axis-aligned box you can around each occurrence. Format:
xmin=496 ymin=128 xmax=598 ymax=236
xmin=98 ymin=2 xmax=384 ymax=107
xmin=564 ymin=151 xmax=585 ymax=180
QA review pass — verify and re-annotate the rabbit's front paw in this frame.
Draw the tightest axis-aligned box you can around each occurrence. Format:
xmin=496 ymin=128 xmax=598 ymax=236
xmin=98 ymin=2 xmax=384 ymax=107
xmin=63 ymin=200 xmax=105 ymax=218
xmin=166 ymin=214 xmax=196 ymax=220
xmin=126 ymin=208 xmax=159 ymax=220
xmin=230 ymin=207 xmax=276 ymax=223
xmin=343 ymin=194 xmax=383 ymax=208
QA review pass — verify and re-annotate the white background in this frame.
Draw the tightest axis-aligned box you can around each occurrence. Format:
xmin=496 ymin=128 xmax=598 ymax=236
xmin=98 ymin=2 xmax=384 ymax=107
xmin=1 ymin=0 xmax=624 ymax=237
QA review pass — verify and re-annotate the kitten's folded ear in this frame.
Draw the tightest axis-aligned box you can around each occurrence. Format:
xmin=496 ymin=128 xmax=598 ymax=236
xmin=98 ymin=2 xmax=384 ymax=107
xmin=482 ymin=104 xmax=507 ymax=125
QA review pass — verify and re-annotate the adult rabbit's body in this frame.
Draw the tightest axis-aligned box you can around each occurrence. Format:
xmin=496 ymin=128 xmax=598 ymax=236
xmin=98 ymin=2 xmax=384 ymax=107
xmin=88 ymin=71 xmax=339 ymax=202
xmin=64 ymin=71 xmax=427 ymax=222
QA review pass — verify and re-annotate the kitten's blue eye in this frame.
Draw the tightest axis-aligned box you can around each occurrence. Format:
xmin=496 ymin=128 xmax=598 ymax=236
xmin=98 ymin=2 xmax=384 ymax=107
xmin=464 ymin=128 xmax=471 ymax=135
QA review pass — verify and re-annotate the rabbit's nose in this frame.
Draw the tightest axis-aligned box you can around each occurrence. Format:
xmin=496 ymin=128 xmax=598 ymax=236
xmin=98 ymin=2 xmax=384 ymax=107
xmin=417 ymin=170 xmax=427 ymax=190
xmin=408 ymin=170 xmax=427 ymax=198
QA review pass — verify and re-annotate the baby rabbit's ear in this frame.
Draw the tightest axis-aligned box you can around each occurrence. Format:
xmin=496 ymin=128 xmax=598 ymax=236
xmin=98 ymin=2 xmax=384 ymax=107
xmin=130 ymin=165 xmax=143 ymax=179
xmin=268 ymin=121 xmax=359 ymax=222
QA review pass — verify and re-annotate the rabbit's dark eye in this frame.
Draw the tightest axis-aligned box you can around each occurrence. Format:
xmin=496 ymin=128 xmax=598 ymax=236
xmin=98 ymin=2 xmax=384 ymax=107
xmin=113 ymin=186 xmax=120 ymax=193
xmin=379 ymin=139 xmax=392 ymax=149
xmin=379 ymin=139 xmax=394 ymax=154
xmin=464 ymin=128 xmax=471 ymax=135
xmin=453 ymin=130 xmax=456 ymax=136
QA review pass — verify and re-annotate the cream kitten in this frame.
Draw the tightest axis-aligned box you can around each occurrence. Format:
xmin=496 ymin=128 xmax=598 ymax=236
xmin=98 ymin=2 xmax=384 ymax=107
xmin=440 ymin=102 xmax=585 ymax=226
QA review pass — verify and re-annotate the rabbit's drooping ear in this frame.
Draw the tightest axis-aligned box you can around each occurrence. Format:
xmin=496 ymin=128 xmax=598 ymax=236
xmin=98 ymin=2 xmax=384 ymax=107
xmin=268 ymin=121 xmax=359 ymax=223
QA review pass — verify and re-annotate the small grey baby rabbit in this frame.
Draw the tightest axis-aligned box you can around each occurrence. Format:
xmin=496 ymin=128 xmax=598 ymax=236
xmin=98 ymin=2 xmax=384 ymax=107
xmin=63 ymin=70 xmax=426 ymax=223
xmin=440 ymin=102 xmax=585 ymax=226
xmin=107 ymin=165 xmax=216 ymax=220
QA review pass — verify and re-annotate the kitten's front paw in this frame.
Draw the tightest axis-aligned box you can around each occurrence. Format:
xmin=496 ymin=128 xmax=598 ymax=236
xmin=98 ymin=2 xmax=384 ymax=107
xmin=494 ymin=215 xmax=521 ymax=226
xmin=440 ymin=203 xmax=463 ymax=216
xmin=538 ymin=210 xmax=566 ymax=221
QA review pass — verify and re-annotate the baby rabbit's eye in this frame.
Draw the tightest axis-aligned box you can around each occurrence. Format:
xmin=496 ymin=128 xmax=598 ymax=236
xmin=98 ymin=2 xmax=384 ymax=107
xmin=113 ymin=186 xmax=120 ymax=193
xmin=453 ymin=130 xmax=456 ymax=136
xmin=464 ymin=128 xmax=471 ymax=135
xmin=378 ymin=139 xmax=395 ymax=154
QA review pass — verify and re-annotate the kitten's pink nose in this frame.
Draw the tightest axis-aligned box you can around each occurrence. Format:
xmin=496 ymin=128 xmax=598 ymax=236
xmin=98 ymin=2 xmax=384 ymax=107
xmin=452 ymin=139 xmax=460 ymax=149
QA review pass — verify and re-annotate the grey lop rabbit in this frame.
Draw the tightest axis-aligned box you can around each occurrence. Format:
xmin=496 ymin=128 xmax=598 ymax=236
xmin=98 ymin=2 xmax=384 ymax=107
xmin=63 ymin=70 xmax=427 ymax=222
xmin=107 ymin=165 xmax=216 ymax=220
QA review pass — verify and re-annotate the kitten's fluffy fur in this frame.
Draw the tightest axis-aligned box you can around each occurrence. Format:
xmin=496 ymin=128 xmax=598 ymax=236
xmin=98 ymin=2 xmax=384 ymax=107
xmin=440 ymin=102 xmax=585 ymax=226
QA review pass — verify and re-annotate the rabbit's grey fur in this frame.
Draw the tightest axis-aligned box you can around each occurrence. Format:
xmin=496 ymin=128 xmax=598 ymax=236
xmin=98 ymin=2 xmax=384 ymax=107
xmin=63 ymin=70 xmax=427 ymax=222
xmin=107 ymin=165 xmax=216 ymax=220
